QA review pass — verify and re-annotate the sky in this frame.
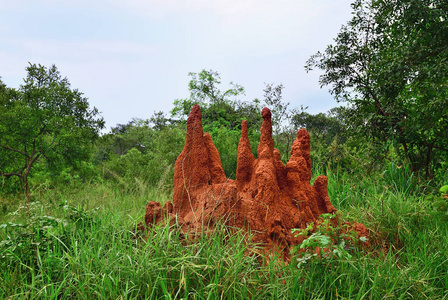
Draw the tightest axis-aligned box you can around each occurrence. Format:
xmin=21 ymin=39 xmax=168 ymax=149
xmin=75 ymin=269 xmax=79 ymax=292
xmin=0 ymin=0 xmax=353 ymax=131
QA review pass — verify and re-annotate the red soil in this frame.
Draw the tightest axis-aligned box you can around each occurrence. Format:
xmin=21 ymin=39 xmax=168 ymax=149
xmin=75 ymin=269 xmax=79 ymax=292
xmin=144 ymin=105 xmax=369 ymax=258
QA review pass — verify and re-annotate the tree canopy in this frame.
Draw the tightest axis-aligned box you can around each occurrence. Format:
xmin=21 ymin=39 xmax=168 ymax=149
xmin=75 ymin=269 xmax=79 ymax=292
xmin=306 ymin=0 xmax=448 ymax=178
xmin=0 ymin=63 xmax=104 ymax=199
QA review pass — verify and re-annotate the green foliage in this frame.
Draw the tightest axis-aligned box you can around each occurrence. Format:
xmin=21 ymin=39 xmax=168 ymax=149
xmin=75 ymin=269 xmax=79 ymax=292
xmin=381 ymin=161 xmax=418 ymax=195
xmin=149 ymin=110 xmax=179 ymax=130
xmin=0 ymin=201 xmax=94 ymax=275
xmin=306 ymin=0 xmax=448 ymax=179
xmin=27 ymin=160 xmax=100 ymax=193
xmin=292 ymin=213 xmax=366 ymax=268
xmin=425 ymin=184 xmax=448 ymax=215
xmin=0 ymin=188 xmax=263 ymax=299
xmin=211 ymin=127 xmax=240 ymax=178
xmin=171 ymin=70 xmax=250 ymax=130
xmin=0 ymin=64 xmax=104 ymax=199
xmin=171 ymin=70 xmax=265 ymax=133
xmin=2 ymin=171 xmax=448 ymax=298
xmin=292 ymin=106 xmax=347 ymax=145
xmin=96 ymin=120 xmax=185 ymax=190
xmin=290 ymin=106 xmax=384 ymax=174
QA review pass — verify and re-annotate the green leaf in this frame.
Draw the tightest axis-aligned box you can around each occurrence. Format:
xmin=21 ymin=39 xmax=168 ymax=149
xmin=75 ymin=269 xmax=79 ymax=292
xmin=439 ymin=185 xmax=448 ymax=194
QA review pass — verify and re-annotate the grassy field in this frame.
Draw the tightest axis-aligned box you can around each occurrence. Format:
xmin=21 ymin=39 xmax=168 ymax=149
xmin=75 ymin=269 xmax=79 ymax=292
xmin=1 ymin=166 xmax=448 ymax=299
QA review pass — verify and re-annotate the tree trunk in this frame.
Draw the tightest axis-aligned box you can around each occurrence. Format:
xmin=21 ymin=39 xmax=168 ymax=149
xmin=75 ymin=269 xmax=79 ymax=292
xmin=24 ymin=175 xmax=30 ymax=202
xmin=425 ymin=145 xmax=434 ymax=180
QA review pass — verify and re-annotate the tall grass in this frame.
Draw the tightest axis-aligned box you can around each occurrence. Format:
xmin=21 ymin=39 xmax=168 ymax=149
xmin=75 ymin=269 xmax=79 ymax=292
xmin=1 ymin=167 xmax=448 ymax=299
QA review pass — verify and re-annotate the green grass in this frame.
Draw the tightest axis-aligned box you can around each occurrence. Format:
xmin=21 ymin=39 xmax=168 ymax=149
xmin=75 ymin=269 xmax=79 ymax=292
xmin=1 ymin=170 xmax=448 ymax=299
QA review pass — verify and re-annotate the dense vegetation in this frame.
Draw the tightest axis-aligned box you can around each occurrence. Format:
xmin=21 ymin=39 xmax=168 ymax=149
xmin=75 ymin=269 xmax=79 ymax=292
xmin=0 ymin=64 xmax=105 ymax=200
xmin=1 ymin=0 xmax=448 ymax=298
xmin=306 ymin=0 xmax=448 ymax=178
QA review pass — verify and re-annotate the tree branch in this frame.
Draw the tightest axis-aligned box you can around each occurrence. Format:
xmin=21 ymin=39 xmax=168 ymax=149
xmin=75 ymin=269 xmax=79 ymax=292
xmin=0 ymin=171 xmax=23 ymax=179
xmin=0 ymin=144 xmax=28 ymax=157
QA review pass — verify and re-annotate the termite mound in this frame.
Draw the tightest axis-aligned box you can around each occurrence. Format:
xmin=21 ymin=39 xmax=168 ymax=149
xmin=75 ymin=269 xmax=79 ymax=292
xmin=144 ymin=105 xmax=368 ymax=258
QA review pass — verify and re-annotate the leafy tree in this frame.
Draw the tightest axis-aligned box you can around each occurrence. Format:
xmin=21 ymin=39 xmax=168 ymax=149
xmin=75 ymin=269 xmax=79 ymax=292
xmin=292 ymin=106 xmax=347 ymax=145
xmin=263 ymin=83 xmax=289 ymax=135
xmin=105 ymin=119 xmax=152 ymax=156
xmin=97 ymin=115 xmax=180 ymax=161
xmin=261 ymin=83 xmax=297 ymax=161
xmin=149 ymin=111 xmax=179 ymax=130
xmin=96 ymin=119 xmax=185 ymax=190
xmin=171 ymin=69 xmax=261 ymax=133
xmin=306 ymin=0 xmax=448 ymax=178
xmin=0 ymin=64 xmax=104 ymax=199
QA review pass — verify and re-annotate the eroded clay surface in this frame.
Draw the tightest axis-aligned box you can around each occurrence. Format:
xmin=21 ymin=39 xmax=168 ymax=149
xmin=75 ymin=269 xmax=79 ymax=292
xmin=145 ymin=105 xmax=369 ymax=258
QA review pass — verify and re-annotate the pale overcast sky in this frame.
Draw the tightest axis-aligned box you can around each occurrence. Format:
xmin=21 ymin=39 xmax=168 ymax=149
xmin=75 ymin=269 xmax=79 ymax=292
xmin=0 ymin=0 xmax=352 ymax=130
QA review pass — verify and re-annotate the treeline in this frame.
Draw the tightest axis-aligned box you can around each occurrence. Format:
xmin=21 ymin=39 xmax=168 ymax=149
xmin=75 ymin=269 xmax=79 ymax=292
xmin=93 ymin=70 xmax=370 ymax=191
xmin=0 ymin=66 xmax=372 ymax=199
xmin=1 ymin=0 xmax=448 ymax=199
xmin=95 ymin=70 xmax=377 ymax=189
xmin=0 ymin=66 xmax=438 ymax=201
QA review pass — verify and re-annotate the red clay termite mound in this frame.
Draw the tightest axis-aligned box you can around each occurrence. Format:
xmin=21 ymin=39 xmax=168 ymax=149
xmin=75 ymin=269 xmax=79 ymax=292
xmin=145 ymin=105 xmax=368 ymax=258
